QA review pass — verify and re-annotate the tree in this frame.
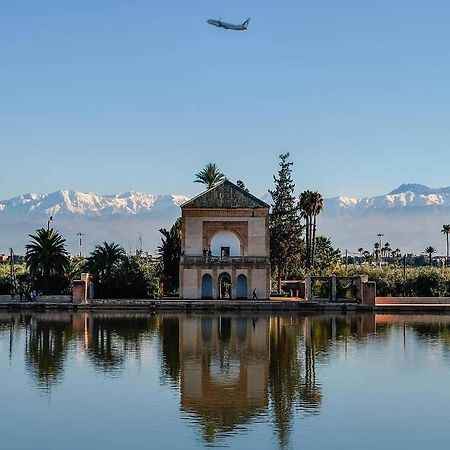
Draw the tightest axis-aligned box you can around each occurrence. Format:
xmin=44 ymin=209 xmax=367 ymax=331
xmin=310 ymin=192 xmax=324 ymax=268
xmin=269 ymin=153 xmax=302 ymax=292
xmin=363 ymin=250 xmax=372 ymax=263
xmin=87 ymin=242 xmax=125 ymax=297
xmin=158 ymin=218 xmax=182 ymax=293
xmin=373 ymin=242 xmax=380 ymax=265
xmin=26 ymin=228 xmax=70 ymax=294
xmin=442 ymin=224 xmax=450 ymax=265
xmin=314 ymin=236 xmax=341 ymax=271
xmin=299 ymin=191 xmax=324 ymax=269
xmin=113 ymin=256 xmax=159 ymax=298
xmin=391 ymin=248 xmax=402 ymax=265
xmin=87 ymin=243 xmax=157 ymax=298
xmin=66 ymin=257 xmax=86 ymax=286
xmin=383 ymin=242 xmax=392 ymax=263
xmin=424 ymin=246 xmax=436 ymax=266
xmin=194 ymin=163 xmax=225 ymax=190
xmin=299 ymin=191 xmax=313 ymax=269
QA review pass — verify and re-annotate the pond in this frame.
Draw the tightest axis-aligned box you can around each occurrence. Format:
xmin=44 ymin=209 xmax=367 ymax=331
xmin=1 ymin=312 xmax=450 ymax=449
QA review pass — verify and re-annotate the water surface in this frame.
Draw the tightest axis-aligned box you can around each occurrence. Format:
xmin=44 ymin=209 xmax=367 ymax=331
xmin=1 ymin=312 xmax=450 ymax=449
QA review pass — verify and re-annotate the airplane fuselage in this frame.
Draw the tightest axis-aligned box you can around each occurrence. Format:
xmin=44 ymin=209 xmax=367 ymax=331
xmin=207 ymin=19 xmax=249 ymax=31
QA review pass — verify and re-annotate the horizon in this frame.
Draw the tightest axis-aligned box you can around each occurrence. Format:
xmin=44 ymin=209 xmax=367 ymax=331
xmin=2 ymin=1 xmax=450 ymax=199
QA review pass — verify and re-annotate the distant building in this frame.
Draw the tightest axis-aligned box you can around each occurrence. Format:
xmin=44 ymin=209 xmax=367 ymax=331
xmin=0 ymin=253 xmax=25 ymax=264
xmin=12 ymin=254 xmax=25 ymax=264
xmin=179 ymin=180 xmax=270 ymax=300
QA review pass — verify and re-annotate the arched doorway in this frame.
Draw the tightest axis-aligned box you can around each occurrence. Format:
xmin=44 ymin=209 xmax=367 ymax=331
xmin=201 ymin=274 xmax=213 ymax=299
xmin=218 ymin=272 xmax=232 ymax=299
xmin=236 ymin=274 xmax=248 ymax=299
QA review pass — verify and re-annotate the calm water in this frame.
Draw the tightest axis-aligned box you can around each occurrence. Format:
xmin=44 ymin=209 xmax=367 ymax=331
xmin=1 ymin=312 xmax=450 ymax=449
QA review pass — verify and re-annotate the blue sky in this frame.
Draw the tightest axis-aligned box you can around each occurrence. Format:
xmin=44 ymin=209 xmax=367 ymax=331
xmin=1 ymin=0 xmax=449 ymax=199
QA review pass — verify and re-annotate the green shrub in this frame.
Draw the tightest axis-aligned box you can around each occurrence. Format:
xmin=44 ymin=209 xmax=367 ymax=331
xmin=316 ymin=264 xmax=450 ymax=297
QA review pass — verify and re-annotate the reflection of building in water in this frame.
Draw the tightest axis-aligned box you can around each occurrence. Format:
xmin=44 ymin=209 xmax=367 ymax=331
xmin=178 ymin=315 xmax=269 ymax=442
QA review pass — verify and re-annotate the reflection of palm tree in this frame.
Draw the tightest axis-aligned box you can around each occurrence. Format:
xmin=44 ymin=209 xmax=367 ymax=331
xmin=301 ymin=319 xmax=323 ymax=412
xmin=88 ymin=324 xmax=124 ymax=371
xmin=269 ymin=317 xmax=323 ymax=448
xmin=159 ymin=317 xmax=181 ymax=383
xmin=86 ymin=315 xmax=157 ymax=373
xmin=25 ymin=317 xmax=72 ymax=390
xmin=269 ymin=317 xmax=300 ymax=448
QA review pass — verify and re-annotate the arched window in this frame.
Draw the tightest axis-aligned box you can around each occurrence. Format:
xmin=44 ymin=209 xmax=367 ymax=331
xmin=210 ymin=231 xmax=241 ymax=257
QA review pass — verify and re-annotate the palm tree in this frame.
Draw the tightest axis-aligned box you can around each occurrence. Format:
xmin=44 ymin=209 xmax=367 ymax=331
xmin=194 ymin=163 xmax=225 ymax=190
xmin=442 ymin=224 xmax=450 ymax=265
xmin=373 ymin=242 xmax=380 ymax=265
xmin=87 ymin=242 xmax=125 ymax=296
xmin=310 ymin=192 xmax=324 ymax=268
xmin=383 ymin=242 xmax=392 ymax=263
xmin=358 ymin=248 xmax=364 ymax=264
xmin=424 ymin=246 xmax=436 ymax=266
xmin=26 ymin=228 xmax=69 ymax=294
xmin=299 ymin=190 xmax=324 ymax=269
xmin=391 ymin=248 xmax=401 ymax=264
xmin=299 ymin=191 xmax=313 ymax=268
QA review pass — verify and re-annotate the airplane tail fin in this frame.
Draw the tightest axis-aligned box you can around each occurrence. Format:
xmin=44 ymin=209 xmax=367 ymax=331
xmin=243 ymin=18 xmax=250 ymax=29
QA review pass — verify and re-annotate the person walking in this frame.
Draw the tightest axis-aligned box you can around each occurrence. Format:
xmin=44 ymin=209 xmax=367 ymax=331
xmin=252 ymin=289 xmax=258 ymax=300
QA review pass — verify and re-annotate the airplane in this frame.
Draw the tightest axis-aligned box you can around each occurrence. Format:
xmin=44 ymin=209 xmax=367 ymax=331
xmin=207 ymin=18 xmax=250 ymax=31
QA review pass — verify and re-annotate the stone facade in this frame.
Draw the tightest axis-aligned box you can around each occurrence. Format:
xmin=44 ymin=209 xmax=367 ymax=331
xmin=179 ymin=181 xmax=270 ymax=300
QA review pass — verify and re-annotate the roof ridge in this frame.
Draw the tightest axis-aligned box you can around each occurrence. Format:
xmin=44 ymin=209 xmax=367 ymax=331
xmin=181 ymin=180 xmax=268 ymax=209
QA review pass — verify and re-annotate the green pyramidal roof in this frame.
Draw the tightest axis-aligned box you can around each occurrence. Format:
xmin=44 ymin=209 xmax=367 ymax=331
xmin=181 ymin=180 xmax=269 ymax=209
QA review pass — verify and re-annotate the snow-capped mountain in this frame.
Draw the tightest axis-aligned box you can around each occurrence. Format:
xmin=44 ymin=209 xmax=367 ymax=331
xmin=0 ymin=190 xmax=190 ymax=254
xmin=318 ymin=184 xmax=450 ymax=255
xmin=325 ymin=184 xmax=450 ymax=211
xmin=0 ymin=190 xmax=189 ymax=217
xmin=0 ymin=184 xmax=449 ymax=255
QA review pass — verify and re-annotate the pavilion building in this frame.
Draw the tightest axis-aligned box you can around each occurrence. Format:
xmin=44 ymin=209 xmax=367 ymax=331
xmin=179 ymin=180 xmax=270 ymax=300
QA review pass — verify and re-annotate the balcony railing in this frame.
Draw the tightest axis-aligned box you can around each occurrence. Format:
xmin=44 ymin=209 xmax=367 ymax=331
xmin=181 ymin=255 xmax=270 ymax=266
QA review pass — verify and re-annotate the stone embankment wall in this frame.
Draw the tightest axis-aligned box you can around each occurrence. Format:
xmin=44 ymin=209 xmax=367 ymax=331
xmin=376 ymin=297 xmax=450 ymax=305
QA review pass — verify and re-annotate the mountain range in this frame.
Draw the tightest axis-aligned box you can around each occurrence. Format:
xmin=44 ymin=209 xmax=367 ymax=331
xmin=1 ymin=184 xmax=449 ymax=255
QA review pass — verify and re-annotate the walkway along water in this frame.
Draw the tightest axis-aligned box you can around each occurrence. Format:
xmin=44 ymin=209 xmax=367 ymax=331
xmin=2 ymin=273 xmax=450 ymax=312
